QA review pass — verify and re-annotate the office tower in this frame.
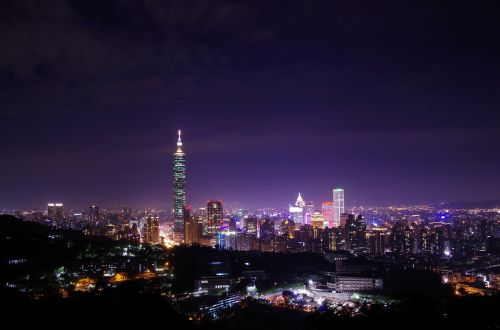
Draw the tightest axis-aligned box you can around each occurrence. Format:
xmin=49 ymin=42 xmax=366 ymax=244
xmin=304 ymin=201 xmax=315 ymax=225
xmin=355 ymin=214 xmax=367 ymax=252
xmin=289 ymin=193 xmax=305 ymax=226
xmin=184 ymin=206 xmax=202 ymax=245
xmin=143 ymin=215 xmax=160 ymax=244
xmin=322 ymin=202 xmax=334 ymax=228
xmin=130 ymin=223 xmax=141 ymax=243
xmin=195 ymin=207 xmax=208 ymax=234
xmin=88 ymin=205 xmax=99 ymax=222
xmin=259 ymin=219 xmax=274 ymax=241
xmin=390 ymin=221 xmax=415 ymax=255
xmin=311 ymin=212 xmax=325 ymax=229
xmin=244 ymin=217 xmax=258 ymax=235
xmin=340 ymin=213 xmax=349 ymax=229
xmin=289 ymin=206 xmax=304 ymax=227
xmin=47 ymin=203 xmax=55 ymax=218
xmin=47 ymin=203 xmax=64 ymax=223
xmin=345 ymin=214 xmax=367 ymax=254
xmin=173 ymin=130 xmax=186 ymax=240
xmin=418 ymin=226 xmax=431 ymax=254
xmin=323 ymin=227 xmax=344 ymax=251
xmin=367 ymin=228 xmax=388 ymax=256
xmin=207 ymin=201 xmax=223 ymax=235
xmin=345 ymin=214 xmax=356 ymax=251
xmin=218 ymin=231 xmax=237 ymax=250
xmin=333 ymin=188 xmax=344 ymax=228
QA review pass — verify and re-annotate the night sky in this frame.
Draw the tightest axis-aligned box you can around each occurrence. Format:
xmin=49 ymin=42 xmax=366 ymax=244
xmin=1 ymin=1 xmax=499 ymax=210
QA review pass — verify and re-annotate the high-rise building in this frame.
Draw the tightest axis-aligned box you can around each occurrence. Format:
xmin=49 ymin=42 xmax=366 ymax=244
xmin=173 ymin=130 xmax=186 ymax=239
xmin=88 ymin=205 xmax=99 ymax=222
xmin=389 ymin=221 xmax=415 ymax=255
xmin=340 ymin=213 xmax=349 ymax=228
xmin=143 ymin=215 xmax=160 ymax=244
xmin=244 ymin=217 xmax=258 ymax=235
xmin=367 ymin=227 xmax=388 ymax=256
xmin=289 ymin=206 xmax=304 ymax=227
xmin=333 ymin=188 xmax=344 ymax=227
xmin=289 ymin=193 xmax=305 ymax=226
xmin=323 ymin=227 xmax=344 ymax=251
xmin=322 ymin=202 xmax=334 ymax=228
xmin=311 ymin=212 xmax=325 ymax=229
xmin=345 ymin=214 xmax=367 ymax=254
xmin=184 ymin=206 xmax=201 ymax=245
xmin=259 ymin=219 xmax=274 ymax=241
xmin=207 ymin=201 xmax=223 ymax=235
xmin=304 ymin=201 xmax=315 ymax=225
xmin=47 ymin=203 xmax=64 ymax=223
xmin=218 ymin=231 xmax=237 ymax=250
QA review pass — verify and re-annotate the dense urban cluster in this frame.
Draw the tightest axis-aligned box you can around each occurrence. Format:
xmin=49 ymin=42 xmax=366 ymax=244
xmin=1 ymin=131 xmax=498 ymax=329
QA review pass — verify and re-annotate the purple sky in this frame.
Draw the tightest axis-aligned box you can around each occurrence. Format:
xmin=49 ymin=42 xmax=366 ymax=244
xmin=1 ymin=1 xmax=499 ymax=210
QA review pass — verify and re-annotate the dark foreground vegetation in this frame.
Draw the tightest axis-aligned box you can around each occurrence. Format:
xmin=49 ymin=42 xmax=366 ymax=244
xmin=1 ymin=215 xmax=498 ymax=329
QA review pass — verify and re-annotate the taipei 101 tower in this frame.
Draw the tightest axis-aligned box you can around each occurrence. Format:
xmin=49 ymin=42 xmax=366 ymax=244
xmin=173 ymin=130 xmax=186 ymax=240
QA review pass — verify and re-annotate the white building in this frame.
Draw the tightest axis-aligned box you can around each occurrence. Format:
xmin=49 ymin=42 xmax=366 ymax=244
xmin=333 ymin=188 xmax=345 ymax=227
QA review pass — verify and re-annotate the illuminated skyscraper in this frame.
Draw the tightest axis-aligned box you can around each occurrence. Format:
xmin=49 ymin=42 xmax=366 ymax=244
xmin=345 ymin=214 xmax=367 ymax=254
xmin=322 ymin=202 xmax=334 ymax=228
xmin=207 ymin=200 xmax=223 ymax=235
xmin=184 ymin=206 xmax=201 ymax=245
xmin=333 ymin=188 xmax=344 ymax=227
xmin=289 ymin=193 xmax=305 ymax=226
xmin=304 ymin=201 xmax=315 ymax=225
xmin=173 ymin=130 xmax=186 ymax=239
xmin=367 ymin=228 xmax=388 ymax=256
xmin=143 ymin=215 xmax=160 ymax=244
xmin=289 ymin=206 xmax=304 ymax=227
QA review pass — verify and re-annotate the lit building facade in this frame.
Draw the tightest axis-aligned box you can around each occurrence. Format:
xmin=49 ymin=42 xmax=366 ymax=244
xmin=304 ymin=201 xmax=315 ymax=225
xmin=244 ymin=217 xmax=257 ymax=235
xmin=207 ymin=201 xmax=223 ymax=235
xmin=311 ymin=212 xmax=325 ymax=229
xmin=322 ymin=202 xmax=334 ymax=228
xmin=333 ymin=188 xmax=344 ymax=227
xmin=290 ymin=193 xmax=305 ymax=226
xmin=143 ymin=215 xmax=160 ymax=244
xmin=367 ymin=227 xmax=388 ymax=256
xmin=218 ymin=231 xmax=237 ymax=250
xmin=184 ymin=206 xmax=202 ymax=245
xmin=333 ymin=276 xmax=383 ymax=292
xmin=173 ymin=130 xmax=186 ymax=239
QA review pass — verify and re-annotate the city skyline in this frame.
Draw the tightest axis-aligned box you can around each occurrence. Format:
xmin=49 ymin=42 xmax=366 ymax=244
xmin=2 ymin=128 xmax=500 ymax=211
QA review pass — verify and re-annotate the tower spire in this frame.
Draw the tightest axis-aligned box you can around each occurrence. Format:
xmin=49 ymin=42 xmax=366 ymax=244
xmin=176 ymin=129 xmax=183 ymax=152
xmin=295 ymin=192 xmax=305 ymax=207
